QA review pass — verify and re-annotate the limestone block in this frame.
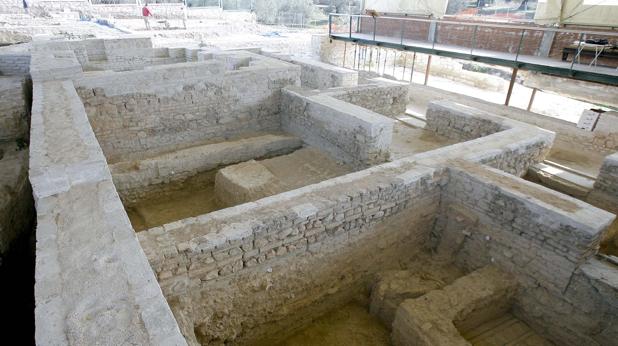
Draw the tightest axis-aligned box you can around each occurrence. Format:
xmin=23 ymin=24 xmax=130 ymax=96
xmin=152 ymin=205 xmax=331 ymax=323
xmin=215 ymin=160 xmax=279 ymax=207
xmin=392 ymin=266 xmax=517 ymax=346
xmin=369 ymin=270 xmax=445 ymax=326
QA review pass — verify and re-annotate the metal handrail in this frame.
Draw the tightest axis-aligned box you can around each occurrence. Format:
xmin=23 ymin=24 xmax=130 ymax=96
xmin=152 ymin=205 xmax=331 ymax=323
xmin=327 ymin=13 xmax=618 ymax=83
xmin=329 ymin=13 xmax=618 ymax=37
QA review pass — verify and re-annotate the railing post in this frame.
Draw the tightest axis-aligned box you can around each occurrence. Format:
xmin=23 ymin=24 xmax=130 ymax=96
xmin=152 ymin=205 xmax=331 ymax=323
xmin=373 ymin=16 xmax=377 ymax=41
xmin=349 ymin=14 xmax=352 ymax=39
xmin=431 ymin=21 xmax=437 ymax=49
xmin=410 ymin=52 xmax=416 ymax=83
xmin=400 ymin=19 xmax=405 ymax=45
xmin=570 ymin=33 xmax=584 ymax=72
xmin=470 ymin=25 xmax=478 ymax=55
xmin=328 ymin=14 xmax=332 ymax=36
xmin=515 ymin=29 xmax=526 ymax=62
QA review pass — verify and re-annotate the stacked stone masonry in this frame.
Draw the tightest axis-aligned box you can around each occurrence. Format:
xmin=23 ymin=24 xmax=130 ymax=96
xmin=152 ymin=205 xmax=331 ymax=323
xmin=25 ymin=37 xmax=618 ymax=346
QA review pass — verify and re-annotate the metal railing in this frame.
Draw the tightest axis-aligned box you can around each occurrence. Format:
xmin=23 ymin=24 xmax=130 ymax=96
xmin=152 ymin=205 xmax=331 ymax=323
xmin=328 ymin=13 xmax=618 ymax=81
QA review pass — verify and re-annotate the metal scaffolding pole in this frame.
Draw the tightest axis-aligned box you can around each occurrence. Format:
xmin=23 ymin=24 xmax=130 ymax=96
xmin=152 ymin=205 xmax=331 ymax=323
xmin=424 ymin=55 xmax=432 ymax=86
xmin=505 ymin=67 xmax=519 ymax=106
xmin=410 ymin=52 xmax=416 ymax=83
xmin=527 ymin=87 xmax=537 ymax=111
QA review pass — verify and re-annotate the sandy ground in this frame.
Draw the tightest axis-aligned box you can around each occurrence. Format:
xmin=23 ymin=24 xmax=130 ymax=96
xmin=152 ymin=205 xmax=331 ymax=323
xmin=390 ymin=122 xmax=458 ymax=160
xmin=277 ymin=302 xmax=390 ymax=346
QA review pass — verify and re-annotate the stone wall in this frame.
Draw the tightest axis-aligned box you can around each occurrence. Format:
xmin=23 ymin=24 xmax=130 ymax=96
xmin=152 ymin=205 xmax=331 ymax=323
xmin=29 ymin=79 xmax=186 ymax=345
xmin=589 ymin=152 xmax=618 ymax=213
xmin=515 ymin=258 xmax=618 ymax=346
xmin=112 ymin=134 xmax=302 ymax=205
xmin=281 ymin=87 xmax=394 ymax=168
xmin=426 ymin=101 xmax=508 ymax=141
xmin=138 ymin=107 xmax=555 ymax=344
xmin=30 ymin=36 xmax=187 ymax=73
xmin=0 ymin=53 xmax=30 ymax=76
xmin=438 ymin=161 xmax=613 ymax=293
xmin=261 ymin=50 xmax=359 ymax=90
xmin=328 ymin=79 xmax=408 ymax=117
xmin=0 ymin=76 xmax=30 ymax=142
xmin=434 ymin=161 xmax=616 ymax=346
xmin=0 ymin=145 xmax=32 ymax=263
xmin=75 ymin=55 xmax=301 ymax=162
xmin=139 ymin=159 xmax=443 ymax=344
xmin=409 ymin=83 xmax=618 ymax=155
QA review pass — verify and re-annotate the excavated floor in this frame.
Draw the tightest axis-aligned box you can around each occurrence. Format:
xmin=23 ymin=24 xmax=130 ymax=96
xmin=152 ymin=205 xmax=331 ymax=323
xmin=275 ymin=302 xmax=390 ymax=346
xmin=126 ymin=173 xmax=220 ymax=231
xmin=546 ymin=147 xmax=606 ymax=178
xmin=390 ymin=122 xmax=458 ymax=159
xmin=460 ymin=313 xmax=554 ymax=346
xmin=126 ymin=146 xmax=353 ymax=231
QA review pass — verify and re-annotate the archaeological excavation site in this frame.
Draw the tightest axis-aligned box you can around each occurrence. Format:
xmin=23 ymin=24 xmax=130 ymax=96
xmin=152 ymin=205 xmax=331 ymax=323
xmin=0 ymin=1 xmax=617 ymax=345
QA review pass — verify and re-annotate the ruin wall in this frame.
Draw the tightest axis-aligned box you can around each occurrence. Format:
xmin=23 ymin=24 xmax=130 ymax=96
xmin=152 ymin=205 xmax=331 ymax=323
xmin=0 ymin=76 xmax=30 ymax=142
xmin=410 ymin=83 xmax=618 ymax=155
xmin=75 ymin=58 xmax=301 ymax=162
xmin=589 ymin=152 xmax=618 ymax=213
xmin=327 ymin=79 xmax=409 ymax=117
xmin=29 ymin=80 xmax=186 ymax=345
xmin=138 ymin=105 xmax=555 ymax=344
xmin=281 ymin=87 xmax=394 ymax=168
xmin=440 ymin=162 xmax=613 ymax=293
xmin=516 ymin=258 xmax=618 ymax=346
xmin=435 ymin=161 xmax=616 ymax=346
xmin=0 ymin=53 xmax=30 ymax=76
xmin=425 ymin=101 xmax=508 ymax=141
xmin=260 ymin=50 xmax=359 ymax=89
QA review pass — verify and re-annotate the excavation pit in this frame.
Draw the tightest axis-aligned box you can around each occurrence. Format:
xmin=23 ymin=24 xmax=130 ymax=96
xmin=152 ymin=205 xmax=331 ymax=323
xmin=26 ymin=37 xmax=618 ymax=346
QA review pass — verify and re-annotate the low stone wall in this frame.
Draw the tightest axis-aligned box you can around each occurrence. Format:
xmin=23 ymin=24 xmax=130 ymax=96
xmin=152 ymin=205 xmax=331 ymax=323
xmin=89 ymin=4 xmax=223 ymax=19
xmin=138 ymin=108 xmax=554 ymax=344
xmin=75 ymin=54 xmax=300 ymax=162
xmin=434 ymin=160 xmax=617 ymax=345
xmin=0 ymin=53 xmax=30 ymax=76
xmin=426 ymin=101 xmax=509 ymax=141
xmin=328 ymin=79 xmax=408 ymax=117
xmin=29 ymin=80 xmax=186 ymax=345
xmin=515 ymin=258 xmax=618 ymax=346
xmin=140 ymin=160 xmax=444 ymax=344
xmin=392 ymin=266 xmax=517 ymax=346
xmin=589 ymin=152 xmax=618 ymax=213
xmin=281 ymin=87 xmax=394 ymax=168
xmin=409 ymin=83 xmax=618 ymax=156
xmin=0 ymin=76 xmax=30 ymax=142
xmin=261 ymin=51 xmax=359 ymax=90
xmin=112 ymin=134 xmax=302 ymax=205
xmin=439 ymin=161 xmax=613 ymax=293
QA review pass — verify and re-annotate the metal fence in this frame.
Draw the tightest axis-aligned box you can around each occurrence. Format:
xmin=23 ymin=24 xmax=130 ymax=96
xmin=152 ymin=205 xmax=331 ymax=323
xmin=186 ymin=0 xmax=221 ymax=7
xmin=91 ymin=0 xmax=138 ymax=4
xmin=221 ymin=0 xmax=252 ymax=11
